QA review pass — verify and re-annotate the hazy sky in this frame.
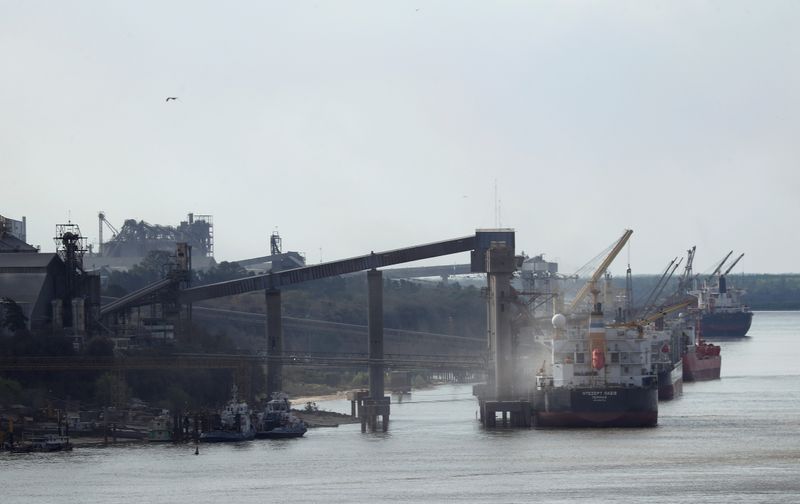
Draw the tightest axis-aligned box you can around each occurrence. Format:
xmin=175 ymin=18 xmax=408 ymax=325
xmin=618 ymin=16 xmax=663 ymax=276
xmin=2 ymin=1 xmax=798 ymax=274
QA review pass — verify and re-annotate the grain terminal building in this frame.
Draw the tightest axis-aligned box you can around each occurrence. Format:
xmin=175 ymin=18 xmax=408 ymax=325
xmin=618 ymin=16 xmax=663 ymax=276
xmin=1 ymin=215 xmax=99 ymax=343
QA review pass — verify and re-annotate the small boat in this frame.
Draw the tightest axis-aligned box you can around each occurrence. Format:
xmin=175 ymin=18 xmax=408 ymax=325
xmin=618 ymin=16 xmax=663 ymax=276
xmin=200 ymin=386 xmax=255 ymax=443
xmin=14 ymin=434 xmax=73 ymax=452
xmin=147 ymin=413 xmax=173 ymax=442
xmin=255 ymin=395 xmax=307 ymax=439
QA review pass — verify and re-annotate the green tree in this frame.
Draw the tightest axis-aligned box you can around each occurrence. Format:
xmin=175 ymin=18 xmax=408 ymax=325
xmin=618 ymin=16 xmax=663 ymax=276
xmin=84 ymin=337 xmax=115 ymax=357
xmin=0 ymin=377 xmax=23 ymax=404
xmin=0 ymin=297 xmax=28 ymax=334
xmin=196 ymin=261 xmax=251 ymax=285
xmin=94 ymin=372 xmax=130 ymax=407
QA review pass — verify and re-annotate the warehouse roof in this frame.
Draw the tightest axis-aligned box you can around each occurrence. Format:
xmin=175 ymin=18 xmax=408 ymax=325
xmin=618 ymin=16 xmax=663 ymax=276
xmin=0 ymin=233 xmax=38 ymax=253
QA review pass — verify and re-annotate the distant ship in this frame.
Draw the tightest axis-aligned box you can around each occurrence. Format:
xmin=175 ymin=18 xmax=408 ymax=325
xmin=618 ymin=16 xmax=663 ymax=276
xmin=680 ymin=318 xmax=722 ymax=381
xmin=691 ymin=253 xmax=753 ymax=338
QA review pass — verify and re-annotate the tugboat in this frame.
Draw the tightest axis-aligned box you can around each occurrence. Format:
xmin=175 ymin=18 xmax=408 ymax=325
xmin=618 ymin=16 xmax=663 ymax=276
xmin=147 ymin=411 xmax=173 ymax=442
xmin=27 ymin=434 xmax=73 ymax=452
xmin=255 ymin=394 xmax=307 ymax=439
xmin=200 ymin=386 xmax=255 ymax=443
xmin=5 ymin=434 xmax=73 ymax=453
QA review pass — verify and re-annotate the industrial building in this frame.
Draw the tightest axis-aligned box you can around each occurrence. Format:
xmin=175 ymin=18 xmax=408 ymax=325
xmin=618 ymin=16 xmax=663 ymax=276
xmin=90 ymin=212 xmax=216 ymax=272
xmin=0 ymin=214 xmax=35 ymax=253
xmin=232 ymin=231 xmax=305 ymax=274
xmin=0 ymin=216 xmax=100 ymax=346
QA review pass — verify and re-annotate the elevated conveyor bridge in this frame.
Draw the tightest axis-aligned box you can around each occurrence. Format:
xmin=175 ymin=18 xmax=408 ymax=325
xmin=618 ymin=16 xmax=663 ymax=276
xmin=97 ymin=230 xmax=517 ymax=431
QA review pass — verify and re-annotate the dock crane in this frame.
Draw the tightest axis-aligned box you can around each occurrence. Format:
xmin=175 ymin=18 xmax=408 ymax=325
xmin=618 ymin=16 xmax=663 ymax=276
xmin=98 ymin=211 xmax=119 ymax=256
xmin=566 ymin=229 xmax=633 ymax=315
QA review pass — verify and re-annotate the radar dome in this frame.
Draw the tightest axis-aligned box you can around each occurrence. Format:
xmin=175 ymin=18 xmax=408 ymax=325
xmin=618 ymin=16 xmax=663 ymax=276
xmin=552 ymin=313 xmax=566 ymax=329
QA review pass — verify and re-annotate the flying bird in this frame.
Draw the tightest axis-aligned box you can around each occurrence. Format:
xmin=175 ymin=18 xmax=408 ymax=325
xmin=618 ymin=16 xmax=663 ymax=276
xmin=165 ymin=97 xmax=178 ymax=102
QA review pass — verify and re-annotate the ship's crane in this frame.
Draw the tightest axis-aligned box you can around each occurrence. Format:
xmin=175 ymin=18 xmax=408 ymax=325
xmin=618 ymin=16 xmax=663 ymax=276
xmin=638 ymin=256 xmax=683 ymax=320
xmin=708 ymin=250 xmax=734 ymax=279
xmin=566 ymin=229 xmax=633 ymax=315
xmin=677 ymin=246 xmax=696 ymax=293
xmin=613 ymin=298 xmax=695 ymax=328
xmin=723 ymin=253 xmax=745 ymax=276
xmin=640 ymin=299 xmax=694 ymax=325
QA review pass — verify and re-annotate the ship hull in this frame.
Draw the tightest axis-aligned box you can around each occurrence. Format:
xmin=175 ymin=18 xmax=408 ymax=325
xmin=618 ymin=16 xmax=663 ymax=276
xmin=532 ymin=387 xmax=658 ymax=428
xmin=701 ymin=311 xmax=753 ymax=338
xmin=682 ymin=352 xmax=721 ymax=381
xmin=658 ymin=361 xmax=684 ymax=401
xmin=255 ymin=428 xmax=306 ymax=439
xmin=200 ymin=430 xmax=255 ymax=443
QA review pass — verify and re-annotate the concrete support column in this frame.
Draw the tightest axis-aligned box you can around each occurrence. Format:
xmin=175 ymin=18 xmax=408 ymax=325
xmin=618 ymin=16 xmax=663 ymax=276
xmin=265 ymin=288 xmax=283 ymax=397
xmin=487 ymin=245 xmax=516 ymax=401
xmin=368 ymin=269 xmax=384 ymax=400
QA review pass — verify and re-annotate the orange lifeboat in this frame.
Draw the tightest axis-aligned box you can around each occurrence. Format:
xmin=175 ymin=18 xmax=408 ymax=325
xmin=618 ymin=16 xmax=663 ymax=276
xmin=592 ymin=348 xmax=605 ymax=370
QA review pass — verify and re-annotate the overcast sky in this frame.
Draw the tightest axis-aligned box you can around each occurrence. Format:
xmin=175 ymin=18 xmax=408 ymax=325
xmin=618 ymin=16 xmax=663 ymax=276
xmin=2 ymin=1 xmax=798 ymax=274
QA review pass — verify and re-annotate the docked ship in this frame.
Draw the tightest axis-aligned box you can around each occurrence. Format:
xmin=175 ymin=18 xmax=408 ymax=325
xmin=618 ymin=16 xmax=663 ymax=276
xmin=200 ymin=387 xmax=255 ymax=443
xmin=630 ymin=303 xmax=693 ymax=401
xmin=691 ymin=252 xmax=753 ymax=338
xmin=681 ymin=321 xmax=721 ymax=381
xmin=657 ymin=358 xmax=683 ymax=400
xmin=651 ymin=324 xmax=684 ymax=401
xmin=532 ymin=306 xmax=659 ymax=428
xmin=255 ymin=395 xmax=307 ymax=439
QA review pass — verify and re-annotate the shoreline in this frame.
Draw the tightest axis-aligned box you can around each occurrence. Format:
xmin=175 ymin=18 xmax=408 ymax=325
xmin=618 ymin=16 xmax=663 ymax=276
xmin=290 ymin=391 xmax=352 ymax=405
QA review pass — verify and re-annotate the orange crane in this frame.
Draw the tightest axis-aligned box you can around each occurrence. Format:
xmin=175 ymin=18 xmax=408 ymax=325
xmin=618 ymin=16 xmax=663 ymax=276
xmin=566 ymin=229 xmax=633 ymax=315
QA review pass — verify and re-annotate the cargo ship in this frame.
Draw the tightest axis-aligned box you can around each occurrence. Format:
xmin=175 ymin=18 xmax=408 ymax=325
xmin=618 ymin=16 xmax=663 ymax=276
xmin=651 ymin=318 xmax=691 ymax=400
xmin=691 ymin=252 xmax=753 ymax=338
xmin=532 ymin=306 xmax=658 ymax=428
xmin=657 ymin=359 xmax=683 ymax=400
xmin=681 ymin=321 xmax=721 ymax=381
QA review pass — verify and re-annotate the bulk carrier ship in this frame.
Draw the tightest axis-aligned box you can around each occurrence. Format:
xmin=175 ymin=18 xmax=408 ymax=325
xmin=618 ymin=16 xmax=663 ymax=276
xmin=694 ymin=274 xmax=752 ymax=338
xmin=532 ymin=305 xmax=659 ymax=428
xmin=691 ymin=251 xmax=753 ymax=338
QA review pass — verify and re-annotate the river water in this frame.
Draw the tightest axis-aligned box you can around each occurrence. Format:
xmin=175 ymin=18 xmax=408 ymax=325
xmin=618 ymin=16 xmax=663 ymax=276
xmin=2 ymin=311 xmax=799 ymax=503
